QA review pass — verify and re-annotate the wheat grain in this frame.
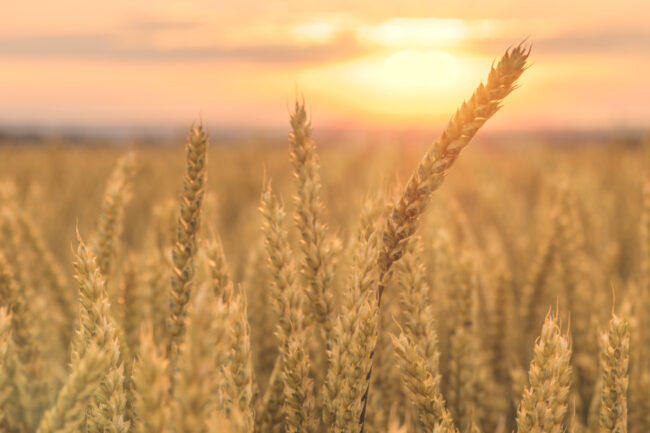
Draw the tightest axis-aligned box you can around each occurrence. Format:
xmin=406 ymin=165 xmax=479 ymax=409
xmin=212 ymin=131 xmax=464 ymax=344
xmin=289 ymin=101 xmax=336 ymax=338
xmin=173 ymin=286 xmax=228 ymax=433
xmin=133 ymin=324 xmax=170 ymax=433
xmin=360 ymin=43 xmax=529 ymax=432
xmin=167 ymin=124 xmax=208 ymax=372
xmin=599 ymin=313 xmax=629 ymax=433
xmin=516 ymin=312 xmax=572 ymax=433
xmin=92 ymin=151 xmax=136 ymax=283
xmin=323 ymin=197 xmax=381 ymax=433
xmin=36 ymin=342 xmax=111 ymax=433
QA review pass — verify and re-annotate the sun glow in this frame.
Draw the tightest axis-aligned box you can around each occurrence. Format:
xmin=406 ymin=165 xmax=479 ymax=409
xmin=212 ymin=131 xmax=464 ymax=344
xmin=296 ymin=49 xmax=493 ymax=126
xmin=358 ymin=18 xmax=470 ymax=48
xmin=380 ymin=50 xmax=460 ymax=90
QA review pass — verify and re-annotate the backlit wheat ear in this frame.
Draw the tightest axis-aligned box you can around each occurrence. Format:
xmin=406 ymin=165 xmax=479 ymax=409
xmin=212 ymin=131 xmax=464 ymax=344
xmin=520 ymin=203 xmax=560 ymax=342
xmin=391 ymin=239 xmax=456 ymax=433
xmin=378 ymin=44 xmax=530 ymax=300
xmin=260 ymin=180 xmax=302 ymax=347
xmin=36 ymin=342 xmax=111 ymax=433
xmin=167 ymin=124 xmax=208 ymax=372
xmin=204 ymin=238 xmax=233 ymax=301
xmin=289 ymin=102 xmax=335 ymax=338
xmin=360 ymin=44 xmax=530 ymax=432
xmin=447 ymin=257 xmax=480 ymax=433
xmin=323 ymin=197 xmax=381 ymax=433
xmin=222 ymin=288 xmax=255 ymax=433
xmin=133 ymin=325 xmax=170 ymax=433
xmin=16 ymin=210 xmax=74 ymax=347
xmin=516 ymin=312 xmax=572 ymax=433
xmin=359 ymin=45 xmax=530 ymax=431
xmin=282 ymin=332 xmax=316 ymax=433
xmin=173 ymin=286 xmax=227 ymax=433
xmin=258 ymin=180 xmax=316 ymax=433
xmin=0 ymin=307 xmax=29 ymax=433
xmin=72 ymin=237 xmax=130 ymax=433
xmin=92 ymin=151 xmax=136 ymax=283
xmin=392 ymin=332 xmax=458 ymax=433
xmin=0 ymin=251 xmax=45 ymax=429
xmin=556 ymin=188 xmax=598 ymax=419
xmin=599 ymin=313 xmax=629 ymax=433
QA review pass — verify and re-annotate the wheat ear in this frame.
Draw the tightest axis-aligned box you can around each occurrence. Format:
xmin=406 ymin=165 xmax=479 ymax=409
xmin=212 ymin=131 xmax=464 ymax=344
xmin=72 ymin=236 xmax=130 ymax=433
xmin=133 ymin=324 xmax=170 ymax=433
xmin=359 ymin=43 xmax=529 ymax=431
xmin=258 ymin=182 xmax=316 ymax=433
xmin=167 ymin=124 xmax=208 ymax=372
xmin=599 ymin=313 xmax=629 ymax=433
xmin=204 ymin=238 xmax=233 ymax=301
xmin=223 ymin=288 xmax=256 ymax=433
xmin=91 ymin=151 xmax=136 ymax=282
xmin=17 ymin=210 xmax=74 ymax=346
xmin=36 ymin=342 xmax=111 ymax=433
xmin=282 ymin=331 xmax=316 ymax=433
xmin=516 ymin=312 xmax=572 ymax=433
xmin=323 ymin=197 xmax=381 ymax=433
xmin=392 ymin=241 xmax=457 ymax=433
xmin=520 ymin=204 xmax=560 ymax=341
xmin=0 ymin=251 xmax=45 ymax=429
xmin=0 ymin=307 xmax=30 ymax=432
xmin=258 ymin=180 xmax=304 ymax=433
xmin=173 ymin=286 xmax=228 ymax=433
xmin=289 ymin=102 xmax=335 ymax=338
xmin=447 ymin=257 xmax=480 ymax=433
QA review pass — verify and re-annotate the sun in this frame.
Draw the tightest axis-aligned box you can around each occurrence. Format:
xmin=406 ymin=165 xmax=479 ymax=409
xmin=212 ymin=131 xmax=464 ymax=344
xmin=380 ymin=49 xmax=460 ymax=91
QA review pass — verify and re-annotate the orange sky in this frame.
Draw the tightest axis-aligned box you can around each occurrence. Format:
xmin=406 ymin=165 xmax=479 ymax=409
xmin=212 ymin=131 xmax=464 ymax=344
xmin=1 ymin=1 xmax=649 ymax=134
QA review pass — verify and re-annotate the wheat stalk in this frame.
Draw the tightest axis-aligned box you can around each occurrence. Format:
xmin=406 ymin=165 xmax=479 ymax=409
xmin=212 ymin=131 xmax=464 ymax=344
xmin=289 ymin=102 xmax=336 ymax=338
xmin=16 ymin=210 xmax=74 ymax=347
xmin=92 ymin=151 xmax=136 ymax=282
xmin=0 ymin=251 xmax=45 ymax=429
xmin=172 ymin=286 xmax=227 ymax=433
xmin=359 ymin=43 xmax=529 ymax=432
xmin=36 ymin=342 xmax=111 ymax=433
xmin=133 ymin=324 xmax=170 ymax=433
xmin=72 ymin=236 xmax=130 ymax=433
xmin=0 ymin=307 xmax=30 ymax=433
xmin=323 ymin=197 xmax=381 ymax=433
xmin=167 ymin=124 xmax=208 ymax=372
xmin=599 ymin=313 xmax=629 ymax=433
xmin=516 ymin=312 xmax=572 ymax=433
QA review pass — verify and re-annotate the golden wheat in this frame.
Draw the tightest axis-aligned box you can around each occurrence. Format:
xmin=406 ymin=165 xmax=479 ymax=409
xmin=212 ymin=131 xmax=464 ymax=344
xmin=4 ymin=41 xmax=650 ymax=433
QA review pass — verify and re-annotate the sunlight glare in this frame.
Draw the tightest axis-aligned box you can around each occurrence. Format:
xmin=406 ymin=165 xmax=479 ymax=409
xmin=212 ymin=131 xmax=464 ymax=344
xmin=381 ymin=50 xmax=460 ymax=90
xmin=358 ymin=18 xmax=468 ymax=48
xmin=292 ymin=21 xmax=340 ymax=43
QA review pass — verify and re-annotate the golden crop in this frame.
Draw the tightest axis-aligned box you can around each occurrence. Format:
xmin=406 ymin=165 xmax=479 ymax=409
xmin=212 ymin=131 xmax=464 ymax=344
xmin=0 ymin=43 xmax=649 ymax=433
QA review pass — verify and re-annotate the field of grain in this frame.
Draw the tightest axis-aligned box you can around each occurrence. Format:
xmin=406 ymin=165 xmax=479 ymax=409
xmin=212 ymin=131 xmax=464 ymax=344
xmin=1 ymin=45 xmax=650 ymax=433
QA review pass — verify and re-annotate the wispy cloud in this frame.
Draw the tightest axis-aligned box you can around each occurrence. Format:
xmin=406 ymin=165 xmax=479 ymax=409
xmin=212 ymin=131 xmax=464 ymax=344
xmin=466 ymin=30 xmax=650 ymax=55
xmin=0 ymin=32 xmax=370 ymax=63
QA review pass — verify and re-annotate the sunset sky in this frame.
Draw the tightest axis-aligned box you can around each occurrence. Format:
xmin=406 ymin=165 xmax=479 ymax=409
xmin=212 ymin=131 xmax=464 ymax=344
xmin=1 ymin=1 xmax=649 ymax=134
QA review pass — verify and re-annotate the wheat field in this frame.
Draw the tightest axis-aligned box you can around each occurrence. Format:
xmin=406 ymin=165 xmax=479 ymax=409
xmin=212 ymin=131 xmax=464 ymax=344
xmin=1 ymin=44 xmax=649 ymax=433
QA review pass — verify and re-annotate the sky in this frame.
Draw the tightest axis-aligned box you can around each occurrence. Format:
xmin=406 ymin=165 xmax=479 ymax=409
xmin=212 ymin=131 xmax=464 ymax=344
xmin=1 ymin=1 xmax=649 ymax=135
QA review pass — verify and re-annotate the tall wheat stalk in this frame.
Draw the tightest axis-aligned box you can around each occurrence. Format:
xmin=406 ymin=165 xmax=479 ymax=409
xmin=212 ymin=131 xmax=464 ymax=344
xmin=360 ymin=43 xmax=530 ymax=432
xmin=599 ymin=313 xmax=629 ymax=433
xmin=167 ymin=125 xmax=208 ymax=373
xmin=516 ymin=313 xmax=572 ymax=433
xmin=289 ymin=103 xmax=336 ymax=338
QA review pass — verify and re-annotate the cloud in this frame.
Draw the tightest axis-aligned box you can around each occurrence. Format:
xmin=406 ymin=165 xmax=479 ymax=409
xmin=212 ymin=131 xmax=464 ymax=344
xmin=126 ymin=18 xmax=202 ymax=32
xmin=1 ymin=23 xmax=648 ymax=65
xmin=468 ymin=29 xmax=650 ymax=56
xmin=0 ymin=32 xmax=369 ymax=63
